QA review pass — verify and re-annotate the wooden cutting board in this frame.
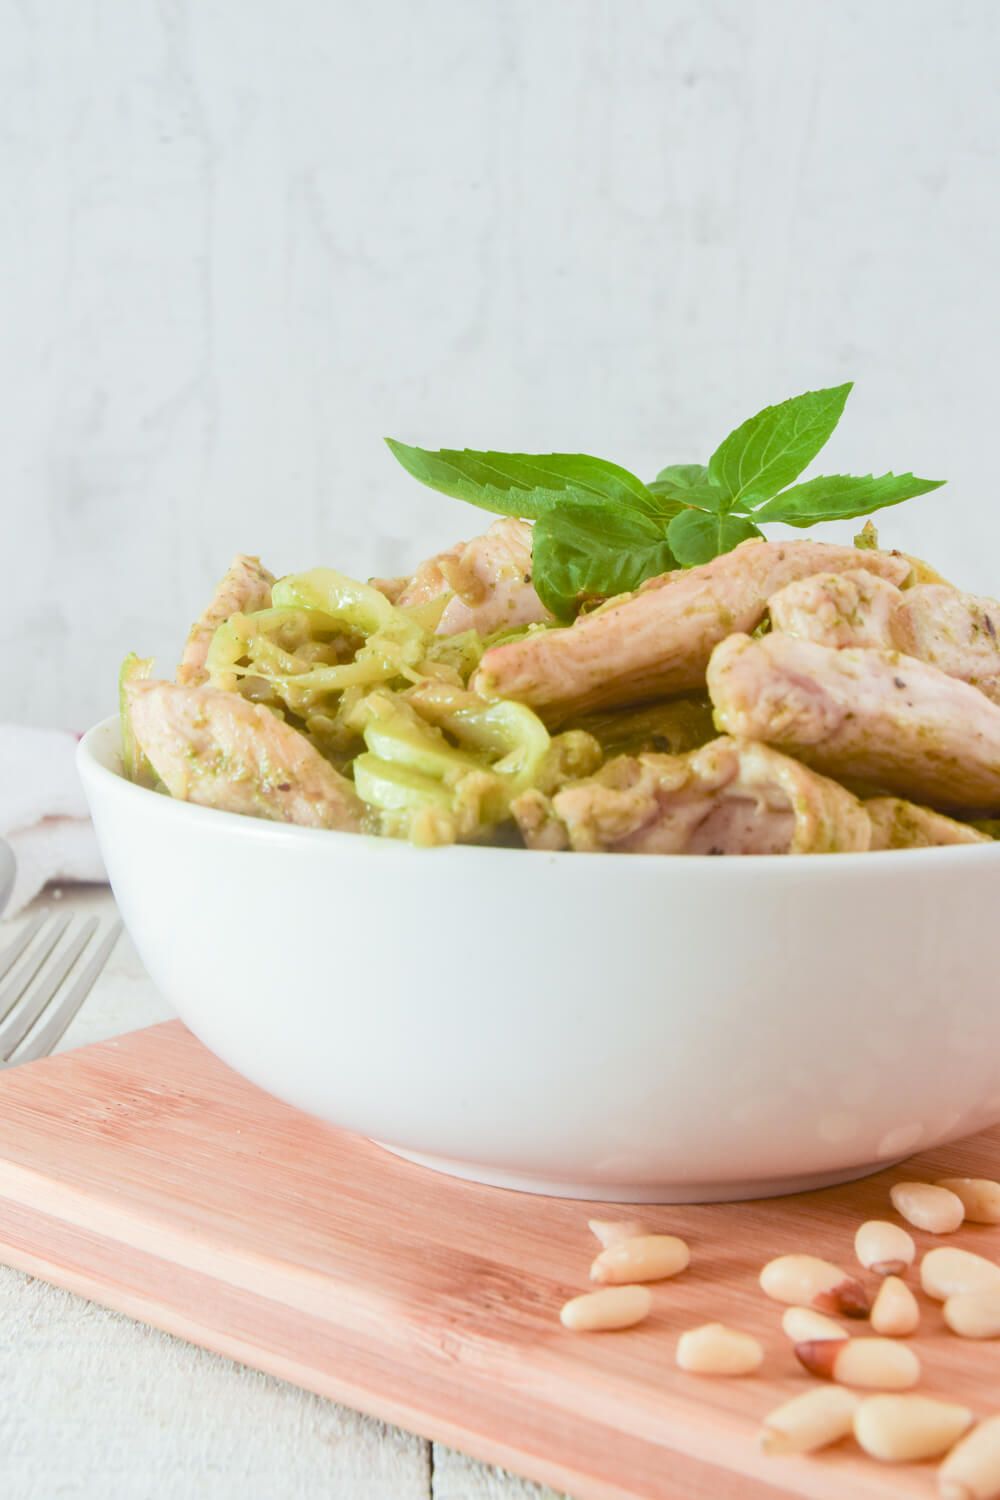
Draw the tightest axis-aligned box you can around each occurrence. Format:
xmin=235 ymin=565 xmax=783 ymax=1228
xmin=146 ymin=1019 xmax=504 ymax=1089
xmin=0 ymin=1022 xmax=998 ymax=1500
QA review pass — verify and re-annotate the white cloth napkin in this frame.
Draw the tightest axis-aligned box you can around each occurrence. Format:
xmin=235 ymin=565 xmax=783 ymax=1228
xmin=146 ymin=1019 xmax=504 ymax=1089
xmin=0 ymin=726 xmax=107 ymax=915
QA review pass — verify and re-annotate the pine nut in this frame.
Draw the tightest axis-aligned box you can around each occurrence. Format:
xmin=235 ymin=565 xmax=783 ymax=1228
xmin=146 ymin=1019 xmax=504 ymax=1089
xmin=854 ymin=1395 xmax=973 ymax=1462
xmin=675 ymin=1322 xmax=764 ymax=1375
xmin=559 ymin=1285 xmax=652 ymax=1332
xmin=922 ymin=1248 xmax=1000 ymax=1301
xmin=781 ymin=1306 xmax=846 ymax=1342
xmin=590 ymin=1234 xmax=690 ymax=1285
xmin=759 ymin=1254 xmax=870 ymax=1316
xmin=944 ymin=1292 xmax=1000 ymax=1340
xmin=759 ymin=1386 xmax=859 ymax=1454
xmin=891 ymin=1181 xmax=965 ymax=1234
xmin=588 ymin=1218 xmax=648 ymax=1249
xmin=871 ymin=1276 xmax=921 ymax=1337
xmin=937 ymin=1179 xmax=1000 ymax=1225
xmin=856 ymin=1219 xmax=916 ymax=1277
xmin=794 ymin=1336 xmax=921 ymax=1389
xmin=939 ymin=1415 xmax=1000 ymax=1500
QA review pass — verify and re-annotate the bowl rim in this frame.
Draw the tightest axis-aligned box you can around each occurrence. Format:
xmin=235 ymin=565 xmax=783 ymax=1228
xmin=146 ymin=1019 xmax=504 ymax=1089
xmin=78 ymin=713 xmax=1000 ymax=872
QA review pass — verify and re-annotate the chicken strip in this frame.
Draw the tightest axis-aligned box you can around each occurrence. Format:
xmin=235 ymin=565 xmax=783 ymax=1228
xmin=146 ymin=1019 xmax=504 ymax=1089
xmin=513 ymin=737 xmax=870 ymax=855
xmin=368 ymin=574 xmax=409 ymax=605
xmin=894 ymin=585 xmax=1000 ymax=704
xmin=375 ymin=519 xmax=550 ymax=636
xmin=474 ymin=540 xmax=911 ymax=716
xmin=436 ymin=518 xmax=549 ymax=636
xmin=708 ymin=633 xmax=1000 ymax=813
xmin=769 ymin=569 xmax=902 ymax=649
xmin=177 ymin=555 xmax=274 ymax=686
xmin=373 ymin=545 xmax=465 ymax=610
xmin=866 ymin=798 xmax=989 ymax=850
xmin=128 ymin=681 xmax=362 ymax=831
xmin=771 ymin=573 xmax=1000 ymax=704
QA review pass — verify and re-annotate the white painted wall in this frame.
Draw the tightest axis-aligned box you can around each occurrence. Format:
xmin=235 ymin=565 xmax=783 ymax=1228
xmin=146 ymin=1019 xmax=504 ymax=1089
xmin=3 ymin=0 xmax=998 ymax=727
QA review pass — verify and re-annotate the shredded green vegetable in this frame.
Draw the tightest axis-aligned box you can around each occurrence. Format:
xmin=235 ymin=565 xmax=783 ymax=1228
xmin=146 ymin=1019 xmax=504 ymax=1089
xmin=119 ymin=653 xmax=155 ymax=784
xmin=189 ymin=567 xmax=571 ymax=842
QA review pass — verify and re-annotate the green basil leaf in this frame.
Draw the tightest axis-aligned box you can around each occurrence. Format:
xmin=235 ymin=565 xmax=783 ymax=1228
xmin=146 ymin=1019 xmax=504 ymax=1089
xmin=753 ymin=472 xmax=945 ymax=527
xmin=649 ymin=479 xmax=733 ymax=514
xmin=708 ymin=383 xmax=853 ymax=505
xmin=642 ymin=483 xmax=688 ymax=517
xmin=666 ymin=509 xmax=763 ymax=567
xmin=654 ymin=463 xmax=710 ymax=489
xmin=532 ymin=500 xmax=676 ymax=619
xmin=650 ymin=462 xmax=739 ymax=514
xmin=385 ymin=440 xmax=658 ymax=520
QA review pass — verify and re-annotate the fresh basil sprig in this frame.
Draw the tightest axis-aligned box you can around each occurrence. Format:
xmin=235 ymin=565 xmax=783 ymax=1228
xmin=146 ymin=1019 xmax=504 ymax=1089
xmin=752 ymin=471 xmax=944 ymax=526
xmin=707 ymin=382 xmax=853 ymax=505
xmin=666 ymin=510 xmax=763 ymax=567
xmin=531 ymin=499 xmax=678 ymax=615
xmin=384 ymin=441 xmax=659 ymax=517
xmin=386 ymin=384 xmax=944 ymax=619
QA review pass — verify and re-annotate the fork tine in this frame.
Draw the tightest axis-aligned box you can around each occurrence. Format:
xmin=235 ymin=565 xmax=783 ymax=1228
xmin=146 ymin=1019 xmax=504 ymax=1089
xmin=0 ymin=917 xmax=98 ymax=1061
xmin=10 ymin=920 xmax=123 ymax=1065
xmin=0 ymin=911 xmax=47 ymax=984
xmin=0 ymin=914 xmax=71 ymax=1024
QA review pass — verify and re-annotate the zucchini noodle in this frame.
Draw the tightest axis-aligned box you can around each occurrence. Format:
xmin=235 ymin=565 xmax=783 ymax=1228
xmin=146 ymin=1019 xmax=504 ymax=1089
xmin=349 ymin=688 xmax=535 ymax=843
xmin=119 ymin=653 xmax=155 ymax=785
xmin=134 ymin=563 xmax=602 ymax=847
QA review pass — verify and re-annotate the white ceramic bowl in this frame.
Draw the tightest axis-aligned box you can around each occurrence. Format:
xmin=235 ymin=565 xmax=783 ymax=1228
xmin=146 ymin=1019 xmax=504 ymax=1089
xmin=79 ymin=715 xmax=1000 ymax=1203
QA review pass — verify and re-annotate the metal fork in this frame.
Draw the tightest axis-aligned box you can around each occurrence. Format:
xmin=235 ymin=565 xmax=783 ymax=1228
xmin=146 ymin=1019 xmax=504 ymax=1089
xmin=0 ymin=910 xmax=123 ymax=1068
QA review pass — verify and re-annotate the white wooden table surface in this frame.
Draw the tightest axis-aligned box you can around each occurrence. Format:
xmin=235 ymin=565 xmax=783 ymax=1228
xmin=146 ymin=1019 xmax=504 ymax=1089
xmin=0 ymin=885 xmax=559 ymax=1500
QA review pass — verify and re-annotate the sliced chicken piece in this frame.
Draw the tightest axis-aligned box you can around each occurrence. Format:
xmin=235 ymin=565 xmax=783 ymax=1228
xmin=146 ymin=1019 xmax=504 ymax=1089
xmin=379 ymin=519 xmax=550 ymax=636
xmin=368 ymin=574 xmax=409 ymax=605
xmin=513 ymin=736 xmax=870 ymax=855
xmin=893 ymin=585 xmax=1000 ymax=704
xmin=708 ymin=633 xmax=1000 ymax=813
xmin=769 ymin=570 xmax=902 ymax=649
xmin=866 ymin=797 xmax=989 ymax=850
xmin=384 ymin=544 xmax=465 ymax=609
xmin=770 ymin=573 xmax=1000 ymax=704
xmin=177 ymin=555 xmax=274 ymax=686
xmin=511 ymin=789 xmax=572 ymax=851
xmin=436 ymin=518 xmax=549 ymax=636
xmin=128 ymin=681 xmax=362 ymax=831
xmin=474 ymin=540 xmax=911 ymax=716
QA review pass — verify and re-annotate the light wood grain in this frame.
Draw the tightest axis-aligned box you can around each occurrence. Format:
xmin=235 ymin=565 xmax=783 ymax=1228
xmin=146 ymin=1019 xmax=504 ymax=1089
xmin=0 ymin=1023 xmax=999 ymax=1499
